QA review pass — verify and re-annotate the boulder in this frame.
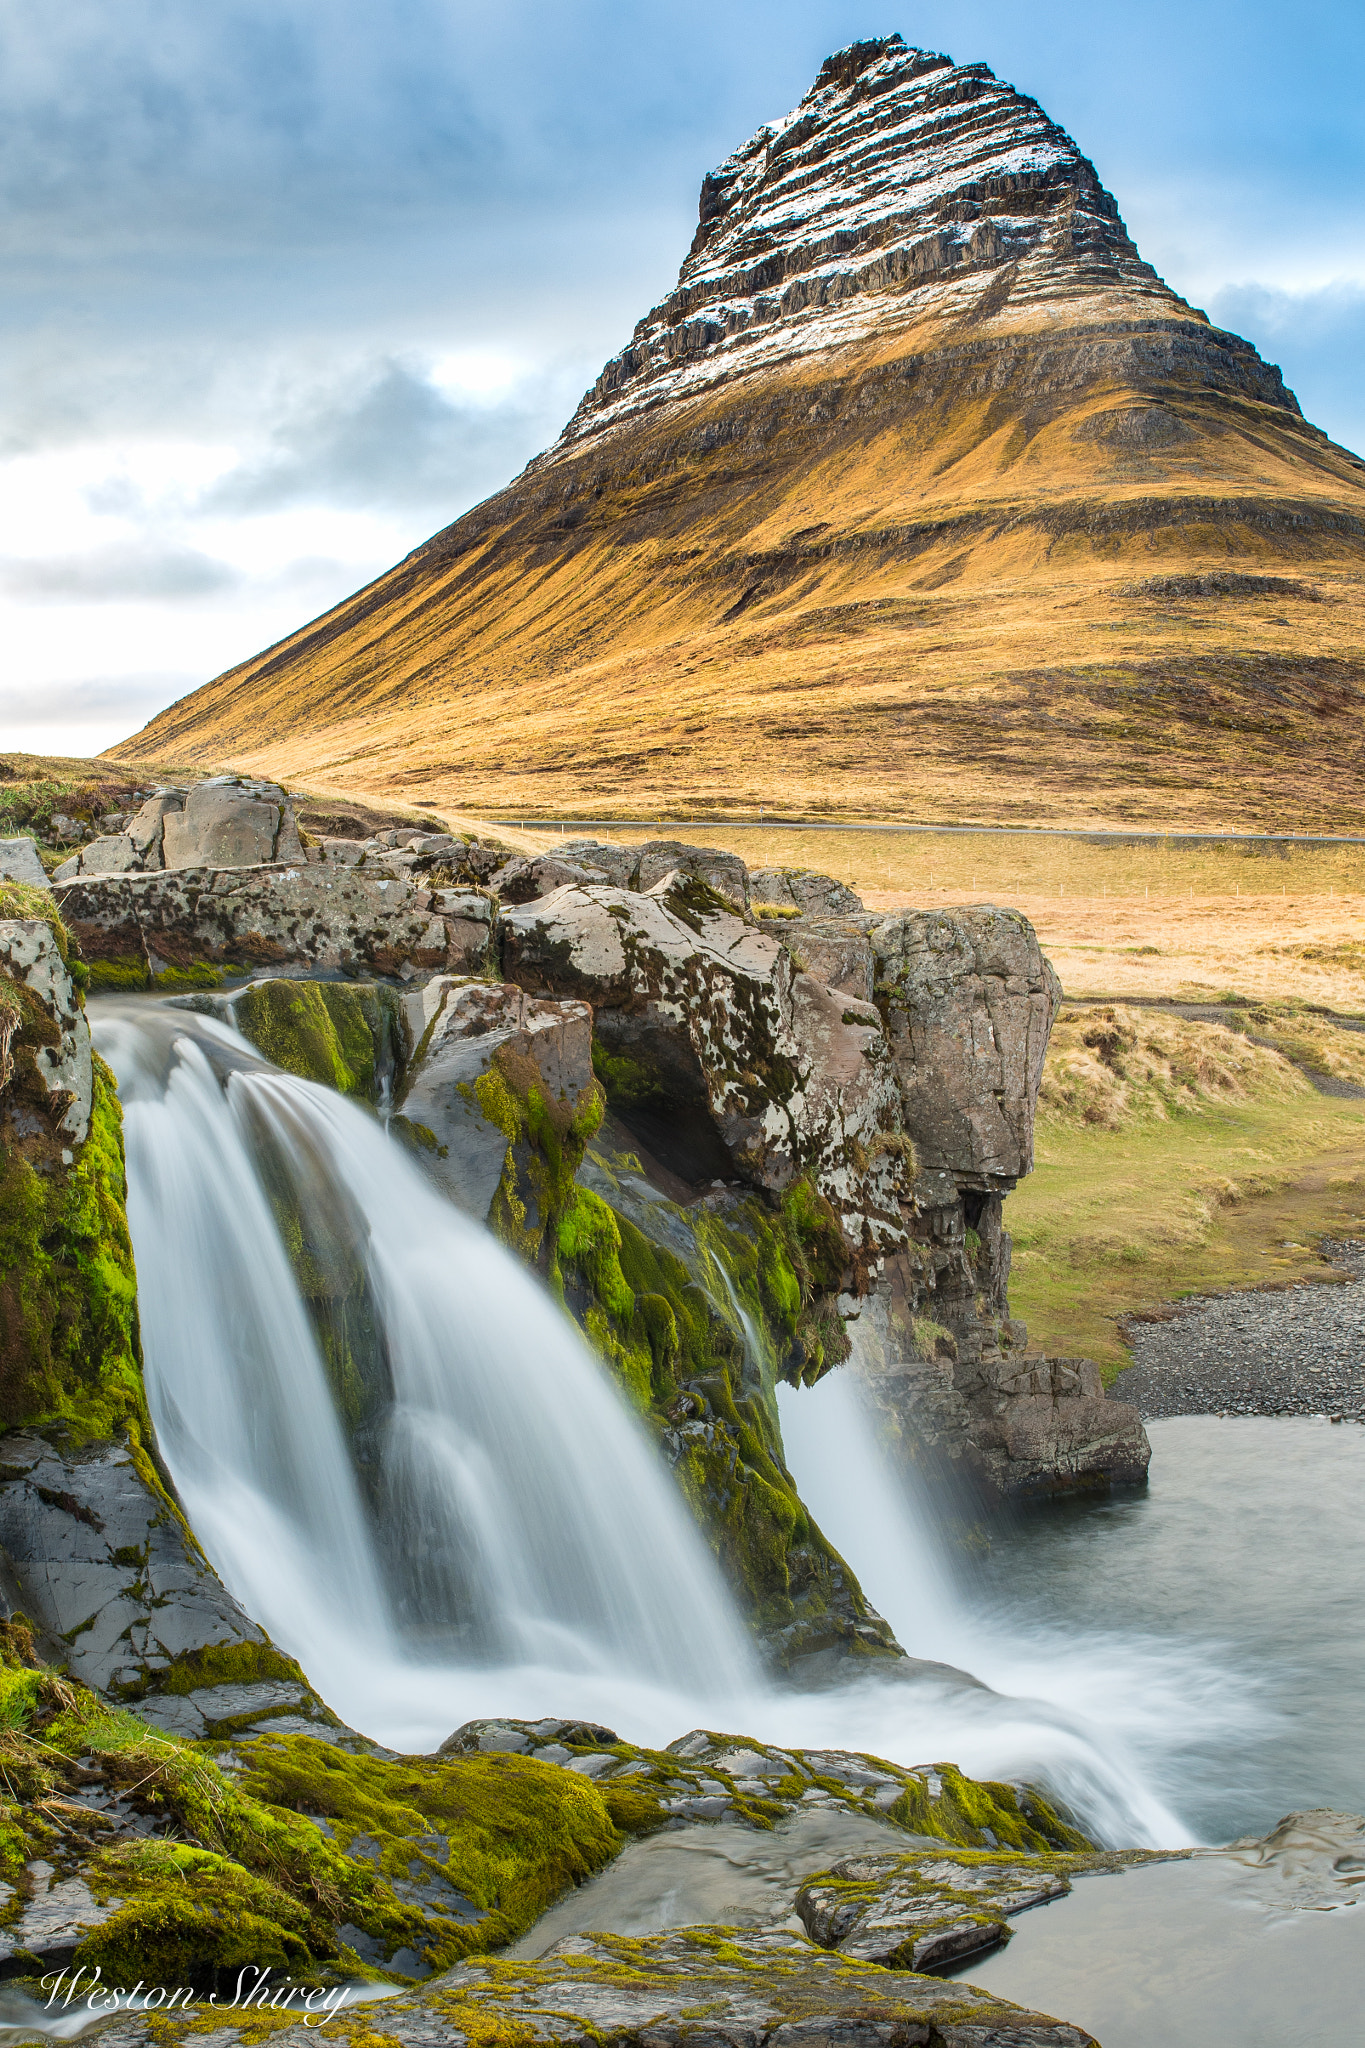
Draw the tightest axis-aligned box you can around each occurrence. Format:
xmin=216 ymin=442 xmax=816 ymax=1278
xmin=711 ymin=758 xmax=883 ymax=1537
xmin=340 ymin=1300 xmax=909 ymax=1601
xmin=557 ymin=836 xmax=753 ymax=910
xmin=53 ymin=778 xmax=307 ymax=878
xmin=395 ymin=979 xmax=599 ymax=1248
xmin=751 ymin=864 xmax=864 ymax=915
xmin=161 ymin=775 xmax=301 ymax=869
xmin=873 ymin=906 xmax=1062 ymax=1187
xmin=0 ymin=1434 xmax=330 ymax=1737
xmin=0 ymin=838 xmax=50 ymax=889
xmin=53 ymin=864 xmax=457 ymax=990
xmin=489 ymin=854 xmax=611 ymax=904
xmin=501 ymin=875 xmax=912 ymax=1245
xmin=797 ymin=1847 xmax=1073 ymax=1971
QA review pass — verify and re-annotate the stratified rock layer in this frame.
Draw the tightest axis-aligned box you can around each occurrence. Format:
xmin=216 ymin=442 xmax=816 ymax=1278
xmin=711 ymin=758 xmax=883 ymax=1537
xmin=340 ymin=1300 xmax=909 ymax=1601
xmin=117 ymin=37 xmax=1365 ymax=830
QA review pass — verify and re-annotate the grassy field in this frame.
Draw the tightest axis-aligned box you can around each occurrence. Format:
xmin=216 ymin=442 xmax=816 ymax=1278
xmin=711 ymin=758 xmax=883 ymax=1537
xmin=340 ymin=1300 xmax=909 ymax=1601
xmin=1006 ymin=1004 xmax=1365 ymax=1374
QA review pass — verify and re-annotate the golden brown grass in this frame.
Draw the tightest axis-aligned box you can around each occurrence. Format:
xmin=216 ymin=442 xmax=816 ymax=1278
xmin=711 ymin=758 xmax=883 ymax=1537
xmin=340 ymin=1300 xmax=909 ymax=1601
xmin=109 ymin=300 xmax=1365 ymax=833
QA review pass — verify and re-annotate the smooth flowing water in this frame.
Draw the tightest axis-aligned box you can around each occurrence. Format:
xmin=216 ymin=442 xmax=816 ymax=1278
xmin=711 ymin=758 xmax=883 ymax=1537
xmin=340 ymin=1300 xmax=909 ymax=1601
xmin=94 ymin=1001 xmax=1281 ymax=1847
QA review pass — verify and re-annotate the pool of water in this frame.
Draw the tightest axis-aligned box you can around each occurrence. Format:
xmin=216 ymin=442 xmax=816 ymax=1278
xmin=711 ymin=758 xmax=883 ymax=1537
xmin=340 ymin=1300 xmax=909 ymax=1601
xmin=971 ymin=1416 xmax=1365 ymax=1840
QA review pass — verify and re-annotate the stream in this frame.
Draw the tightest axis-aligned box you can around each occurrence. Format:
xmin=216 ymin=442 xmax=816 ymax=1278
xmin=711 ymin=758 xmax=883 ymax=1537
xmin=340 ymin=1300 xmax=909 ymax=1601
xmin=86 ymin=998 xmax=1363 ymax=2041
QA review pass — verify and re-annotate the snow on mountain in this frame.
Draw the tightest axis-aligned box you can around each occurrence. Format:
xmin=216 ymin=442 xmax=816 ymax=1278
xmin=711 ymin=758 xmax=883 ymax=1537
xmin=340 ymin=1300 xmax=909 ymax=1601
xmin=548 ymin=35 xmax=1182 ymax=456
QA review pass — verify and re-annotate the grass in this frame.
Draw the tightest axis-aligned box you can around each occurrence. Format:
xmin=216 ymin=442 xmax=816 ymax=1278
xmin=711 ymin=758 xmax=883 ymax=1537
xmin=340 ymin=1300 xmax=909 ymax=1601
xmin=1007 ymin=1004 xmax=1365 ymax=1374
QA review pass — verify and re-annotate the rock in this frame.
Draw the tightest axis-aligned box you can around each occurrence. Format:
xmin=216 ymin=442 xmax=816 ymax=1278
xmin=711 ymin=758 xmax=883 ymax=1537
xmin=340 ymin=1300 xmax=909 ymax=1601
xmin=53 ymin=864 xmax=455 ymax=990
xmin=0 ymin=838 xmax=50 ymax=889
xmin=226 ymin=979 xmax=407 ymax=1104
xmin=0 ymin=1862 xmax=120 ymax=1967
xmin=502 ymin=876 xmax=912 ymax=1245
xmin=395 ymin=979 xmax=599 ymax=1242
xmin=631 ymin=838 xmax=751 ymax=912
xmin=63 ymin=832 xmax=142 ymax=877
xmin=50 ymin=779 xmax=307 ymax=878
xmin=311 ymin=1926 xmax=1098 ymax=2047
xmin=0 ymin=917 xmax=92 ymax=1145
xmin=0 ymin=1433 xmax=328 ymax=1733
xmin=125 ymin=792 xmax=183 ymax=866
xmin=969 ymin=1356 xmax=1151 ymax=1498
xmin=490 ymin=854 xmax=614 ymax=903
xmin=782 ymin=913 xmax=876 ymax=1000
xmin=161 ymin=776 xmax=300 ymax=870
xmin=874 ymin=907 xmax=1061 ymax=1186
xmin=798 ymin=1847 xmax=1070 ymax=1971
xmin=752 ymin=866 xmax=865 ymax=915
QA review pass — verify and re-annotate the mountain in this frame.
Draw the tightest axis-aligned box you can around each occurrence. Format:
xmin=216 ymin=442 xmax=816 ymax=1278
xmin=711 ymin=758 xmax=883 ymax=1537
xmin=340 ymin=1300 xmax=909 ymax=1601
xmin=116 ymin=36 xmax=1365 ymax=830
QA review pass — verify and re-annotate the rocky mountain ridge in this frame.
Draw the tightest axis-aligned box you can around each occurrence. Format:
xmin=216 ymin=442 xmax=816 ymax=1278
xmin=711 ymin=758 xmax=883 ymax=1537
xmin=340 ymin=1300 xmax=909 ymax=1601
xmin=552 ymin=35 xmax=1266 ymax=453
xmin=114 ymin=35 xmax=1365 ymax=831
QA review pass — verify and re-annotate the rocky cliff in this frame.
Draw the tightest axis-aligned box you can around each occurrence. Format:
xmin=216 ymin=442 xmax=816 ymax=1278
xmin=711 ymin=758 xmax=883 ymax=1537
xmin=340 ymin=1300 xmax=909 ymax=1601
xmin=116 ymin=35 xmax=1365 ymax=830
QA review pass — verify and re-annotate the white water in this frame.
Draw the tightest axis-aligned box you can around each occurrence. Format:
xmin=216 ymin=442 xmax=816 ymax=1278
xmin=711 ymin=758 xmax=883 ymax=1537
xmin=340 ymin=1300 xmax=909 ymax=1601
xmin=94 ymin=1001 xmax=1264 ymax=1845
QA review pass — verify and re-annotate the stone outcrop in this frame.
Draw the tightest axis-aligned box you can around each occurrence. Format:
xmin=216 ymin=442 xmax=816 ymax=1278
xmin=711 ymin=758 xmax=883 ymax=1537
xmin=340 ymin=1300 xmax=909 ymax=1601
xmin=54 ymin=776 xmax=305 ymax=878
xmin=875 ymin=907 xmax=1060 ymax=1186
xmin=53 ymin=862 xmax=475 ymax=991
xmin=394 ymin=977 xmax=600 ymax=1255
xmin=503 ymin=873 xmax=911 ymax=1251
xmin=0 ymin=1434 xmax=331 ymax=1739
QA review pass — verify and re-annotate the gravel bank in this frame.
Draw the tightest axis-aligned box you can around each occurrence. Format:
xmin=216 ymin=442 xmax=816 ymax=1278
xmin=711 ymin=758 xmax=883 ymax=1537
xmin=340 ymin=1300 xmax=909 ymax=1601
xmin=1111 ymin=1241 xmax=1365 ymax=1420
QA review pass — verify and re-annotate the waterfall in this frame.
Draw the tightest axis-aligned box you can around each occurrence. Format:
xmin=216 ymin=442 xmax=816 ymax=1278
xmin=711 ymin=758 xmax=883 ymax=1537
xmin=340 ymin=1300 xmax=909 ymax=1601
xmin=95 ymin=1003 xmax=757 ymax=1734
xmin=94 ymin=1000 xmax=1259 ymax=1844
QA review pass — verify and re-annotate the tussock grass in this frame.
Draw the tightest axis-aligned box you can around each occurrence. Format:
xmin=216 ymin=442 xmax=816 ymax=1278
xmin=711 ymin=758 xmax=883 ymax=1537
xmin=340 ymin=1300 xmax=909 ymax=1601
xmin=1010 ymin=1004 xmax=1365 ymax=1372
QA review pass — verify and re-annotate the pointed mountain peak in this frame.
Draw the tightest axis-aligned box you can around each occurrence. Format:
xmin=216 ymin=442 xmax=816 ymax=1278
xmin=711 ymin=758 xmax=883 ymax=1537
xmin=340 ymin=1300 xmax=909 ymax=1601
xmin=551 ymin=38 xmax=1181 ymax=456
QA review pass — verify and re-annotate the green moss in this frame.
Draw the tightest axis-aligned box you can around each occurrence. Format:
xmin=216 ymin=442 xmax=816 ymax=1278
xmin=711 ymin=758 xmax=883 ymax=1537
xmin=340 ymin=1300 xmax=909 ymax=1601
xmin=557 ymin=1181 xmax=884 ymax=1651
xmin=0 ymin=1051 xmax=145 ymax=1436
xmin=885 ymin=1764 xmax=1091 ymax=1853
xmin=88 ymin=957 xmax=151 ymax=992
xmin=231 ymin=981 xmax=403 ymax=1104
xmin=155 ymin=961 xmax=227 ymax=991
xmin=461 ymin=1047 xmax=605 ymax=1271
xmin=236 ymin=1733 xmax=622 ymax=1961
xmin=154 ymin=1641 xmax=312 ymax=1700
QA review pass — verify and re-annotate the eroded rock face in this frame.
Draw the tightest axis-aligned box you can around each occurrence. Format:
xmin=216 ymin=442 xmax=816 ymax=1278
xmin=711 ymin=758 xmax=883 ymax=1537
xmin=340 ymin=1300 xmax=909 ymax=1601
xmin=873 ymin=905 xmax=1062 ymax=1186
xmin=0 ymin=1434 xmax=330 ymax=1738
xmin=395 ymin=978 xmax=598 ymax=1239
xmin=54 ymin=864 xmax=458 ymax=990
xmin=502 ymin=874 xmax=912 ymax=1249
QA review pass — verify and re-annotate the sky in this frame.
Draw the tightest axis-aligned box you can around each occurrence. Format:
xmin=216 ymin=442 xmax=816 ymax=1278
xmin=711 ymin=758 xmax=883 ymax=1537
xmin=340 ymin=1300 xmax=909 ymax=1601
xmin=2 ymin=0 xmax=1362 ymax=759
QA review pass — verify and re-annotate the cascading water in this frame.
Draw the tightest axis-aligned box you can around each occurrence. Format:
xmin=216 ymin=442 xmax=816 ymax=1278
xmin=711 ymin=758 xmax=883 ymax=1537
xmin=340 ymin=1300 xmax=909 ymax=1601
xmin=97 ymin=1002 xmax=757 ymax=1733
xmin=94 ymin=999 xmax=1260 ymax=1842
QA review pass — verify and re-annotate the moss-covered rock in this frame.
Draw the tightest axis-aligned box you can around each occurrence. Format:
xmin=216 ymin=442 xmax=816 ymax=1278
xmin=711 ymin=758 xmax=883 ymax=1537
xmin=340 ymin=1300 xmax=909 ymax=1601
xmin=558 ymin=1147 xmax=892 ymax=1670
xmin=230 ymin=981 xmax=405 ymax=1105
xmin=0 ymin=903 xmax=139 ymax=1437
xmin=0 ymin=1645 xmax=626 ymax=1990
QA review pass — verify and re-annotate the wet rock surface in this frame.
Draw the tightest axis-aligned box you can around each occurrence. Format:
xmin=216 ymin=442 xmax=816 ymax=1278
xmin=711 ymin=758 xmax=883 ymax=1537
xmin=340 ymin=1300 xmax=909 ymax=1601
xmin=1113 ymin=1242 xmax=1365 ymax=1420
xmin=0 ymin=1433 xmax=333 ymax=1736
xmin=798 ymin=1850 xmax=1074 ymax=1972
xmin=92 ymin=1926 xmax=1099 ymax=2047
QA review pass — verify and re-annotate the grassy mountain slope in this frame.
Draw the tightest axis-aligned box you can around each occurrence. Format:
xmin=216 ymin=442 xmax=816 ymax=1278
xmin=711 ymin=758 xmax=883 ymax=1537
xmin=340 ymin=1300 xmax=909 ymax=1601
xmin=115 ymin=41 xmax=1365 ymax=830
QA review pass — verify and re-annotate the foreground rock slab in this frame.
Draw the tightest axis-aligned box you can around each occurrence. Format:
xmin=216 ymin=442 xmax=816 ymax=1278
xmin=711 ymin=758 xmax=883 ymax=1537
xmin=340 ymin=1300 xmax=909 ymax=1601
xmin=96 ymin=1927 xmax=1097 ymax=2047
xmin=798 ymin=1849 xmax=1078 ymax=1972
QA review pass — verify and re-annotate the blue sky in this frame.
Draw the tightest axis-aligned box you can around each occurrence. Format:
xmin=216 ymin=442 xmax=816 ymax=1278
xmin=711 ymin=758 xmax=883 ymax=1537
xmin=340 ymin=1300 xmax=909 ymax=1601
xmin=2 ymin=0 xmax=1362 ymax=755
